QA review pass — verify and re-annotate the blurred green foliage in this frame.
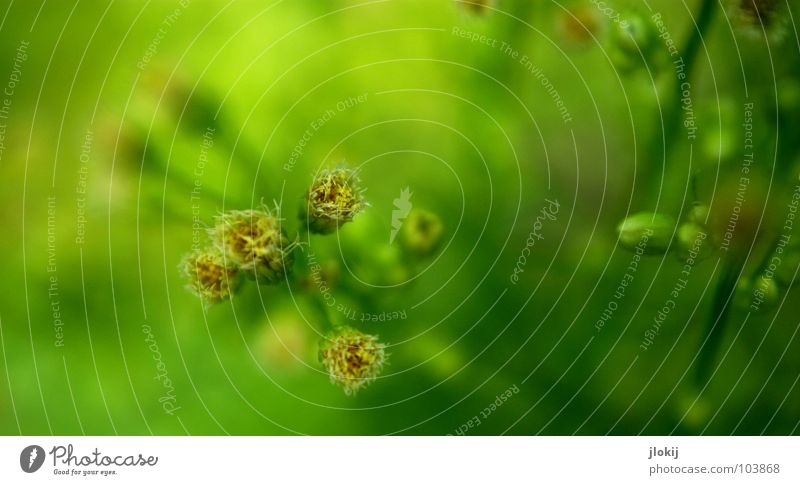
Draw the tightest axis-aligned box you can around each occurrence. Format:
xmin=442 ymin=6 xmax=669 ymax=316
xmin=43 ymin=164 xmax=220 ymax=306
xmin=0 ymin=0 xmax=798 ymax=435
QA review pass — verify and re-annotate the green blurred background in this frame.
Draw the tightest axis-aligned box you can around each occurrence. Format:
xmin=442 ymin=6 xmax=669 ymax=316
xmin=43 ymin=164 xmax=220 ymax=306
xmin=0 ymin=0 xmax=798 ymax=435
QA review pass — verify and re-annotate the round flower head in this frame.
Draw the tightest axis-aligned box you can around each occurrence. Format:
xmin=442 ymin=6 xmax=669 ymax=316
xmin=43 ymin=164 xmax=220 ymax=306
xmin=301 ymin=167 xmax=366 ymax=234
xmin=181 ymin=247 xmax=240 ymax=304
xmin=211 ymin=208 xmax=297 ymax=284
xmin=319 ymin=327 xmax=387 ymax=395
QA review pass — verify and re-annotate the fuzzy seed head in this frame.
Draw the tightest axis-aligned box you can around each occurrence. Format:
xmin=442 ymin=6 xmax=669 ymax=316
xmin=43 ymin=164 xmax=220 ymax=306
xmin=302 ymin=167 xmax=366 ymax=234
xmin=211 ymin=208 xmax=296 ymax=283
xmin=181 ymin=248 xmax=240 ymax=304
xmin=319 ymin=327 xmax=387 ymax=395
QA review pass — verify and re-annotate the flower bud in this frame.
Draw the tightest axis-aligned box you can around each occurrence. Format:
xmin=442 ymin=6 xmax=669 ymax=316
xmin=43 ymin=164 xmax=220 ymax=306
xmin=686 ymin=202 xmax=709 ymax=225
xmin=399 ymin=209 xmax=444 ymax=257
xmin=676 ymin=222 xmax=712 ymax=260
xmin=753 ymin=275 xmax=780 ymax=310
xmin=734 ymin=275 xmax=780 ymax=313
xmin=677 ymin=392 xmax=711 ymax=431
xmin=699 ymin=99 xmax=738 ymax=164
xmin=301 ymin=167 xmax=366 ymax=234
xmin=181 ymin=248 xmax=240 ymax=304
xmin=211 ymin=208 xmax=297 ymax=284
xmin=607 ymin=11 xmax=657 ymax=72
xmin=777 ymin=80 xmax=800 ymax=116
xmin=319 ymin=327 xmax=387 ymax=395
xmin=773 ymin=249 xmax=800 ymax=288
xmin=616 ymin=212 xmax=675 ymax=254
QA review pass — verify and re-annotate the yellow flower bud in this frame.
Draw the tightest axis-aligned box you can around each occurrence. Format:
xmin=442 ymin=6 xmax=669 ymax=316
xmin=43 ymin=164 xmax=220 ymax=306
xmin=301 ymin=167 xmax=366 ymax=234
xmin=211 ymin=208 xmax=297 ymax=284
xmin=181 ymin=248 xmax=240 ymax=304
xmin=319 ymin=327 xmax=387 ymax=395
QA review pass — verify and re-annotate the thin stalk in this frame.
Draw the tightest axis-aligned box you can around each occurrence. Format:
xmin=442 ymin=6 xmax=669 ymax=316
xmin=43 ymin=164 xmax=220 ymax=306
xmin=694 ymin=255 xmax=741 ymax=384
xmin=643 ymin=0 xmax=717 ymax=207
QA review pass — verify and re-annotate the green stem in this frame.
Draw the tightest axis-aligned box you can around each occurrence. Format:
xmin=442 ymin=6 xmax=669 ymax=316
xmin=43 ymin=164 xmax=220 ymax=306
xmin=642 ymin=0 xmax=716 ymax=207
xmin=694 ymin=255 xmax=742 ymax=385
